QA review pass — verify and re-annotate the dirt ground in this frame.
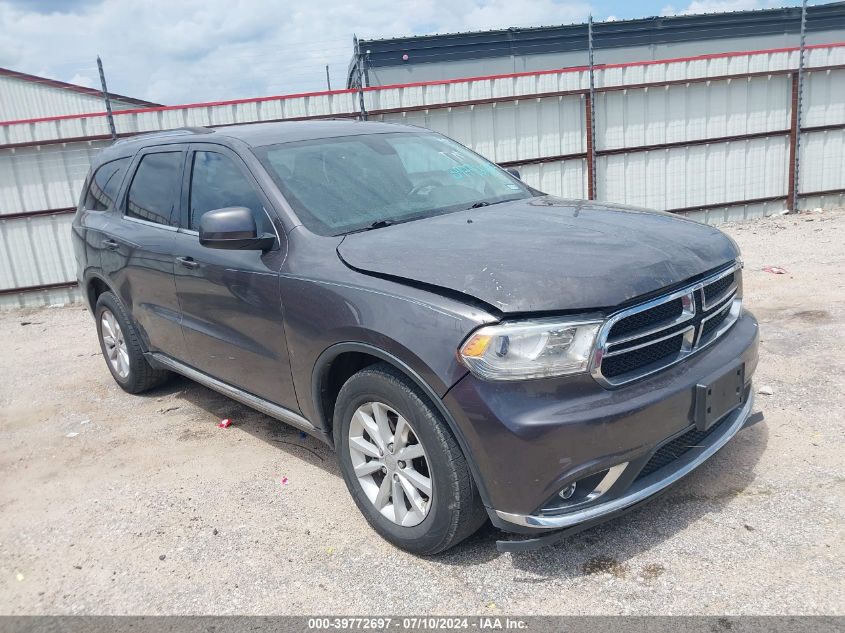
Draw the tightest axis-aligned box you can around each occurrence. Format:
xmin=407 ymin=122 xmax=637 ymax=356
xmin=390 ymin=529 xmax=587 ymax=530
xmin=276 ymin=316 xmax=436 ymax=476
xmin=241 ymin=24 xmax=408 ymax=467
xmin=1 ymin=209 xmax=843 ymax=615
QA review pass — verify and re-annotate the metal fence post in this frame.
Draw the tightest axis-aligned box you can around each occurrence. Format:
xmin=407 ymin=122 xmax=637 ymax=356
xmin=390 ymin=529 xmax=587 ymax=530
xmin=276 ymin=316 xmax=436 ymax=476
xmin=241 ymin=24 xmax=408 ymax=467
xmin=354 ymin=35 xmax=368 ymax=120
xmin=587 ymin=16 xmax=597 ymax=200
xmin=96 ymin=56 xmax=117 ymax=142
xmin=325 ymin=65 xmax=332 ymax=91
xmin=789 ymin=0 xmax=808 ymax=212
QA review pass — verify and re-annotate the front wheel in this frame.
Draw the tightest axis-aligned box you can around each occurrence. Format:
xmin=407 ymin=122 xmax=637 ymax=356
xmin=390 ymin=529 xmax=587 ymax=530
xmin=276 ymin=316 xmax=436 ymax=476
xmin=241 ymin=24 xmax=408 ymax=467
xmin=334 ymin=363 xmax=486 ymax=554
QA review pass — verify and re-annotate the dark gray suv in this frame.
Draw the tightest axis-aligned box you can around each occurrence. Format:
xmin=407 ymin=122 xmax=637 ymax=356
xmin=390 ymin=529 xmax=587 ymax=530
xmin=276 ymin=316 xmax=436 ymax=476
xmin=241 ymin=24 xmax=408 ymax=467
xmin=72 ymin=121 xmax=759 ymax=553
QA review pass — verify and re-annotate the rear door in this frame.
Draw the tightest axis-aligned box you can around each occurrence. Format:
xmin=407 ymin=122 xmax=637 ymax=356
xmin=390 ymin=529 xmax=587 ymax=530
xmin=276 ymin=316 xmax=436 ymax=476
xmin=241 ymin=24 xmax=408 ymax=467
xmin=172 ymin=144 xmax=298 ymax=409
xmin=100 ymin=145 xmax=188 ymax=360
xmin=73 ymin=156 xmax=131 ymax=292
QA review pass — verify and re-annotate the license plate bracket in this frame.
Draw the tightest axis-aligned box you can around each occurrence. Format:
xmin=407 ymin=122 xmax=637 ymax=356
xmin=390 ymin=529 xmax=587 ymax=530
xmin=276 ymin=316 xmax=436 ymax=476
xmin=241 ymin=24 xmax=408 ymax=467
xmin=695 ymin=364 xmax=745 ymax=431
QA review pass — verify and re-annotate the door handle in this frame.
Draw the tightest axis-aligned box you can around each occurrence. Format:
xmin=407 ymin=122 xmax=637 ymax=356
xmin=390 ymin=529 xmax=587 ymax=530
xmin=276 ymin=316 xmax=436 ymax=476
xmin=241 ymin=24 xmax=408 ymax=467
xmin=176 ymin=256 xmax=200 ymax=270
xmin=102 ymin=239 xmax=119 ymax=251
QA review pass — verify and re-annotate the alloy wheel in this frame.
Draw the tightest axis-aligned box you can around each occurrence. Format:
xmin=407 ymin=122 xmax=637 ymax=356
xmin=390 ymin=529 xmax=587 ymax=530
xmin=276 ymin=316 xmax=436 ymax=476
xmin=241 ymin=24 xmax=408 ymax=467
xmin=100 ymin=309 xmax=130 ymax=379
xmin=348 ymin=401 xmax=433 ymax=527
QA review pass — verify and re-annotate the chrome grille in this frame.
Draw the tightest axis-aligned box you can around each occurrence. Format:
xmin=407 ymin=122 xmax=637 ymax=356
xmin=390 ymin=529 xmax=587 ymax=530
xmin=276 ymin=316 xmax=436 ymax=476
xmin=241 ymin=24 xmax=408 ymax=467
xmin=591 ymin=262 xmax=742 ymax=387
xmin=609 ymin=298 xmax=684 ymax=339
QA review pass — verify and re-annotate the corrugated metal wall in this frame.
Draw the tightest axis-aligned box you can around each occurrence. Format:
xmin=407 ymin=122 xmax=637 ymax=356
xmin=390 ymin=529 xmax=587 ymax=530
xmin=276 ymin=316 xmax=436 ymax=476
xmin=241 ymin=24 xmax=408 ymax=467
xmin=0 ymin=141 xmax=111 ymax=214
xmin=1 ymin=43 xmax=844 ymax=308
xmin=0 ymin=73 xmax=149 ymax=121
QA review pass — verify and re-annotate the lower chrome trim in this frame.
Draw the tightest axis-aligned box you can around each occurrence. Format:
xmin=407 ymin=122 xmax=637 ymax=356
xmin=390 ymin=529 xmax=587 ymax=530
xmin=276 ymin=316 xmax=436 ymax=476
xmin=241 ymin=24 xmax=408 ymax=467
xmin=495 ymin=392 xmax=754 ymax=530
xmin=587 ymin=462 xmax=628 ymax=500
xmin=149 ymin=353 xmax=316 ymax=432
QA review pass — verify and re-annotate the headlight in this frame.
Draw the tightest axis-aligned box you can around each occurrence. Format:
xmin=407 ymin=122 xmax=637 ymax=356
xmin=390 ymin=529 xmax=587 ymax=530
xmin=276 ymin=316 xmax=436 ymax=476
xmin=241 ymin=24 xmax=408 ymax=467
xmin=458 ymin=317 xmax=602 ymax=381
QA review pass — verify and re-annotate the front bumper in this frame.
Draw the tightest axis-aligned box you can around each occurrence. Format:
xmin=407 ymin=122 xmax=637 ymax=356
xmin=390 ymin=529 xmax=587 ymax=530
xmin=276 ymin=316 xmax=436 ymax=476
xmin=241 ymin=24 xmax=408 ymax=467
xmin=442 ymin=309 xmax=759 ymax=533
xmin=497 ymin=392 xmax=753 ymax=530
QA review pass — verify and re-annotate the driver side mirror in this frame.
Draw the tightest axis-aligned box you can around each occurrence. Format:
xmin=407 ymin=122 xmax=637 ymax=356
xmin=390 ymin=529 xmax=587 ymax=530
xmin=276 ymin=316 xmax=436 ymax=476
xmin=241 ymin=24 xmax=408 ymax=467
xmin=199 ymin=207 xmax=275 ymax=251
xmin=505 ymin=167 xmax=521 ymax=180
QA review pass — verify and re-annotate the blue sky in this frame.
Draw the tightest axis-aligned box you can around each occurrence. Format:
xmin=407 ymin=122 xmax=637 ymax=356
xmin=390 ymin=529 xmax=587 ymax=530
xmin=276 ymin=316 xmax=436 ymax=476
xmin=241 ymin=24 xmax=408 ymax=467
xmin=0 ymin=0 xmax=807 ymax=107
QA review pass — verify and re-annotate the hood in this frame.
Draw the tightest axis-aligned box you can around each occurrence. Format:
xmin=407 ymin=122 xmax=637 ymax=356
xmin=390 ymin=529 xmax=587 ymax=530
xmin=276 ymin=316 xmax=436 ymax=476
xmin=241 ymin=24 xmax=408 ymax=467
xmin=336 ymin=196 xmax=739 ymax=314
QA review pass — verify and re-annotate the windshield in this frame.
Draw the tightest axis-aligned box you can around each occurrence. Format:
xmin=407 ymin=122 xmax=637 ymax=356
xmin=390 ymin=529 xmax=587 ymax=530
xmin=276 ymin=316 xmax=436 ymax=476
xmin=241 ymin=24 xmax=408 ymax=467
xmin=254 ymin=132 xmax=534 ymax=235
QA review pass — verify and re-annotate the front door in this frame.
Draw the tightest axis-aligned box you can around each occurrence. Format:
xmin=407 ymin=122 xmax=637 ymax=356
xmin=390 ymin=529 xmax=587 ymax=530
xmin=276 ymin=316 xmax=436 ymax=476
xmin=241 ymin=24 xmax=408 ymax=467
xmin=100 ymin=146 xmax=187 ymax=360
xmin=172 ymin=144 xmax=298 ymax=410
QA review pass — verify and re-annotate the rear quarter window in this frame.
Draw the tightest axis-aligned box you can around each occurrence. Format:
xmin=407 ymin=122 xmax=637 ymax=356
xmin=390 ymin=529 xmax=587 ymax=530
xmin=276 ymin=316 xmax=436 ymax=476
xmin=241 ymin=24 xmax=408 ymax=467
xmin=84 ymin=157 xmax=130 ymax=211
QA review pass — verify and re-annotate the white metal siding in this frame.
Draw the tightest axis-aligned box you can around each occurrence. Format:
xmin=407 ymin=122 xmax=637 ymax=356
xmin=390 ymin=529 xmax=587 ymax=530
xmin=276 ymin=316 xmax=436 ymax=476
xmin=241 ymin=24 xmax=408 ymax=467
xmin=0 ymin=74 xmax=145 ymax=121
xmin=802 ymin=68 xmax=845 ymax=126
xmin=598 ymin=136 xmax=789 ymax=209
xmin=517 ymin=159 xmax=587 ymax=199
xmin=0 ymin=141 xmax=110 ymax=215
xmin=1 ymin=43 xmax=843 ymax=308
xmin=377 ymin=95 xmax=586 ymax=162
xmin=596 ymin=75 xmax=791 ymax=150
xmin=799 ymin=129 xmax=845 ymax=193
xmin=0 ymin=213 xmax=76 ymax=289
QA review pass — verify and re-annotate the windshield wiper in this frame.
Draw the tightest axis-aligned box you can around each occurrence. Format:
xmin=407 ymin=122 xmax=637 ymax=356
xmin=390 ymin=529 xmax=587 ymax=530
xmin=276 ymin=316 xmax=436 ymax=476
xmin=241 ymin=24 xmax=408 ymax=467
xmin=467 ymin=201 xmax=490 ymax=209
xmin=345 ymin=219 xmax=394 ymax=234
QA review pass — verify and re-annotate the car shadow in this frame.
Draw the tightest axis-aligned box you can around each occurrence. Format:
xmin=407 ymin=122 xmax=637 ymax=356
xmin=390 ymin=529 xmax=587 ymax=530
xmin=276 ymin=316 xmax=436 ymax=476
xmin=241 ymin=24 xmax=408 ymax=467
xmin=139 ymin=374 xmax=769 ymax=574
xmin=139 ymin=374 xmax=339 ymax=477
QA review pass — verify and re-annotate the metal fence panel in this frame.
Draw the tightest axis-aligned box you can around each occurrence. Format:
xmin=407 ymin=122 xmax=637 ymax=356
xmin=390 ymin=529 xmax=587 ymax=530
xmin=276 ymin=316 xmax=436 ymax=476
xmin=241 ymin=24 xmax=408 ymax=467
xmin=799 ymin=128 xmax=845 ymax=193
xmin=517 ymin=159 xmax=587 ymax=199
xmin=0 ymin=213 xmax=76 ymax=289
xmin=0 ymin=141 xmax=109 ymax=215
xmin=376 ymin=94 xmax=585 ymax=162
xmin=1 ymin=43 xmax=843 ymax=308
xmin=596 ymin=75 xmax=791 ymax=150
xmin=0 ymin=73 xmax=144 ymax=121
xmin=0 ymin=91 xmax=362 ymax=146
xmin=597 ymin=135 xmax=789 ymax=210
xmin=803 ymin=68 xmax=845 ymax=126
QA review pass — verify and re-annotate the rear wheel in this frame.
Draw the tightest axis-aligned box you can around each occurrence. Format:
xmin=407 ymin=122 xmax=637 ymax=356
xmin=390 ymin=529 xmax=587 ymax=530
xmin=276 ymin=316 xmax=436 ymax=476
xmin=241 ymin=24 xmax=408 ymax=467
xmin=95 ymin=291 xmax=170 ymax=394
xmin=334 ymin=363 xmax=486 ymax=554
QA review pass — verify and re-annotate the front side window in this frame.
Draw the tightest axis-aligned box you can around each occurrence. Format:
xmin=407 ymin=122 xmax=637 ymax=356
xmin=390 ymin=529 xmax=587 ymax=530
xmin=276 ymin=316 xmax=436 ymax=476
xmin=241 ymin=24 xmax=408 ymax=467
xmin=188 ymin=151 xmax=272 ymax=233
xmin=125 ymin=152 xmax=183 ymax=226
xmin=84 ymin=157 xmax=129 ymax=211
xmin=255 ymin=132 xmax=532 ymax=236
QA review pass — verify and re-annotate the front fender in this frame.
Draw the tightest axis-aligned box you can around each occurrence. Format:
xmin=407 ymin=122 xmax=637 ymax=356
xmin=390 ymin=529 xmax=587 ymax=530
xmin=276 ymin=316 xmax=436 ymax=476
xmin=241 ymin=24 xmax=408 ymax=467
xmin=279 ymin=271 xmax=495 ymax=425
xmin=310 ymin=339 xmax=495 ymax=510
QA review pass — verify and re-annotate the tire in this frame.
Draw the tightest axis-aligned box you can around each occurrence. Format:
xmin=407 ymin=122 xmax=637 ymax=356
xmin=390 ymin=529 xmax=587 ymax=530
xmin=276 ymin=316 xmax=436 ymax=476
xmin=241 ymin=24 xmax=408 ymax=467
xmin=94 ymin=291 xmax=170 ymax=394
xmin=334 ymin=362 xmax=487 ymax=554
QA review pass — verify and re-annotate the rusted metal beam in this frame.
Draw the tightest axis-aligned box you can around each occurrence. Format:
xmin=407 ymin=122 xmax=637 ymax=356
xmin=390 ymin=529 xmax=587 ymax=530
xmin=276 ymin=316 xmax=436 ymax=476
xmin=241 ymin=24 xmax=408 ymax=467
xmin=0 ymin=281 xmax=78 ymax=296
xmin=664 ymin=188 xmax=845 ymax=215
xmin=1 ymin=207 xmax=75 ymax=221
xmin=666 ymin=195 xmax=787 ymax=214
xmin=597 ymin=129 xmax=791 ymax=156
xmin=498 ymin=152 xmax=587 ymax=168
xmin=800 ymin=122 xmax=845 ymax=134
xmin=798 ymin=187 xmax=845 ymax=198
xmin=585 ymin=93 xmax=595 ymax=200
xmin=787 ymin=71 xmax=801 ymax=212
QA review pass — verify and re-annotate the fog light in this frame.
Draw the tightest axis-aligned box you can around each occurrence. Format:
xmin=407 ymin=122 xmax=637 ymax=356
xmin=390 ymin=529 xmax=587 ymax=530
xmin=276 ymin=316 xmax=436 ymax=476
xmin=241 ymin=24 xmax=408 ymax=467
xmin=558 ymin=483 xmax=576 ymax=500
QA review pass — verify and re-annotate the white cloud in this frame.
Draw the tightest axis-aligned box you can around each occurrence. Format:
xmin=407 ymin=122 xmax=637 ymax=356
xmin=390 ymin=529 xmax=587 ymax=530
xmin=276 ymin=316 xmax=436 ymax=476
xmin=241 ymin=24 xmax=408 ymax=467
xmin=0 ymin=0 xmax=592 ymax=105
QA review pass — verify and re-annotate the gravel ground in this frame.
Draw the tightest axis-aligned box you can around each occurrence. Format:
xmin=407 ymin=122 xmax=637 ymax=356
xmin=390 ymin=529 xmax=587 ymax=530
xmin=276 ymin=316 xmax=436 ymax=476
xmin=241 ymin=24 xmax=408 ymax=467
xmin=0 ymin=209 xmax=843 ymax=615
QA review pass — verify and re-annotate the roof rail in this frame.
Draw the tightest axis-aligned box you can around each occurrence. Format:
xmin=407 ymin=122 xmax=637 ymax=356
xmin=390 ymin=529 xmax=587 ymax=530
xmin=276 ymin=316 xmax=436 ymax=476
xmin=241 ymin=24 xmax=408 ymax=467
xmin=113 ymin=127 xmax=213 ymax=145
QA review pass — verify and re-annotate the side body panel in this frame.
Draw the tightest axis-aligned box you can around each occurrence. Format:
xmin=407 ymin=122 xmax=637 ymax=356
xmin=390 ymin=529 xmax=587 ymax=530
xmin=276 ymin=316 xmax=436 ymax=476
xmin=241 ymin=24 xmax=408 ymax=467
xmin=171 ymin=142 xmax=297 ymax=410
xmin=72 ymin=206 xmax=111 ymax=310
xmin=277 ymin=227 xmax=498 ymax=426
xmin=99 ymin=145 xmax=187 ymax=358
